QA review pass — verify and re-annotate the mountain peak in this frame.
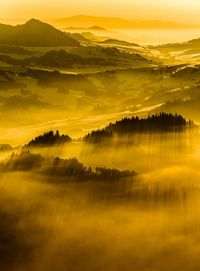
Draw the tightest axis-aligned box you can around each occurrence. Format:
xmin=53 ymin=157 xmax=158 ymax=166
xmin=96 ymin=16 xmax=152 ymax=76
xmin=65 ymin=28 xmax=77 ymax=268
xmin=25 ymin=18 xmax=41 ymax=25
xmin=24 ymin=18 xmax=50 ymax=28
xmin=0 ymin=19 xmax=80 ymax=47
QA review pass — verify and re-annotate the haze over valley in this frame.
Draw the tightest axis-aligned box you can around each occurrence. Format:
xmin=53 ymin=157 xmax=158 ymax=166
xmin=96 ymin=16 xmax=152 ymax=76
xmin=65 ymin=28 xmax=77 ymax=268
xmin=0 ymin=2 xmax=200 ymax=270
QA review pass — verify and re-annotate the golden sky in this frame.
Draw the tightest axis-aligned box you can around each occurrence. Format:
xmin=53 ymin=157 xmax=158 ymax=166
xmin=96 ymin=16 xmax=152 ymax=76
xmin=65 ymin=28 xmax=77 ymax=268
xmin=1 ymin=0 xmax=200 ymax=23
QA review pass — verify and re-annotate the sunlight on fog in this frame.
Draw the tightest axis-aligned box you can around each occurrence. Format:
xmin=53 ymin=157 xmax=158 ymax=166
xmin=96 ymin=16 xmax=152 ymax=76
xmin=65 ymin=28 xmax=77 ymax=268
xmin=0 ymin=2 xmax=199 ymax=269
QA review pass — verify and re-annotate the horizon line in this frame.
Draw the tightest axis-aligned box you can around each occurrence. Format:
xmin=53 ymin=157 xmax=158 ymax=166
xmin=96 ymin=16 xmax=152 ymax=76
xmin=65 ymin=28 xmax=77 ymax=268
xmin=0 ymin=14 xmax=199 ymax=27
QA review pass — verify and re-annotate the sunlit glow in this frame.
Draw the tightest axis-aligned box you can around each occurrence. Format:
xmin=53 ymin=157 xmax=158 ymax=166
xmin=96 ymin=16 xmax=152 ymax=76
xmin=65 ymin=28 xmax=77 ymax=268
xmin=0 ymin=0 xmax=200 ymax=24
xmin=0 ymin=0 xmax=199 ymax=270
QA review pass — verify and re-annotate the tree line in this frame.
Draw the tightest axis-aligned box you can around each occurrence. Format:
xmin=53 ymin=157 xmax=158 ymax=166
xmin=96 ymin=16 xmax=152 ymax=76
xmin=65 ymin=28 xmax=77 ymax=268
xmin=84 ymin=113 xmax=194 ymax=143
xmin=0 ymin=151 xmax=136 ymax=181
xmin=24 ymin=113 xmax=194 ymax=147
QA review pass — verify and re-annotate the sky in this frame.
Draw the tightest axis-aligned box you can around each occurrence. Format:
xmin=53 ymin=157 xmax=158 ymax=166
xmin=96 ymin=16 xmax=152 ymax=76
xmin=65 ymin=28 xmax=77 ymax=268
xmin=1 ymin=0 xmax=200 ymax=24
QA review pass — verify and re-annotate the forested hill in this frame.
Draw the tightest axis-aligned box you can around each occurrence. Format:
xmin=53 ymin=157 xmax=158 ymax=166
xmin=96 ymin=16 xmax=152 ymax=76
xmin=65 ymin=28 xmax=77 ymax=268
xmin=106 ymin=113 xmax=191 ymax=133
xmin=84 ymin=113 xmax=194 ymax=143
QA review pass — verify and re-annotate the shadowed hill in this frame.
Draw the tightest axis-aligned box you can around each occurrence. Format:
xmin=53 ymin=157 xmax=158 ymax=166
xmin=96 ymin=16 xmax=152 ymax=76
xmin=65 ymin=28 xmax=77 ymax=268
xmin=0 ymin=45 xmax=34 ymax=55
xmin=19 ymin=69 xmax=97 ymax=95
xmin=0 ymin=46 xmax=150 ymax=68
xmin=0 ymin=19 xmax=80 ymax=47
xmin=189 ymin=37 xmax=200 ymax=45
xmin=100 ymin=39 xmax=139 ymax=47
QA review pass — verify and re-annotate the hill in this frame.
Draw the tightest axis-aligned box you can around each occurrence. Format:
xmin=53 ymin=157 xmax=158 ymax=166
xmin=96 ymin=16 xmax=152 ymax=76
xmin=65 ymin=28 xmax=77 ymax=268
xmin=189 ymin=37 xmax=200 ymax=44
xmin=100 ymin=39 xmax=139 ymax=47
xmin=88 ymin=26 xmax=107 ymax=31
xmin=0 ymin=47 xmax=150 ymax=68
xmin=0 ymin=19 xmax=80 ymax=47
xmin=151 ymin=37 xmax=200 ymax=64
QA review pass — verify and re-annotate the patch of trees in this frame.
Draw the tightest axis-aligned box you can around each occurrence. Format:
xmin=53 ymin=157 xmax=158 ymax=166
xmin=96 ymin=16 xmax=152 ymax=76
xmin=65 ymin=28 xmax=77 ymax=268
xmin=19 ymin=69 xmax=97 ymax=95
xmin=26 ymin=131 xmax=72 ymax=148
xmin=0 ymin=144 xmax=13 ymax=152
xmin=0 ymin=69 xmax=25 ymax=90
xmin=35 ymin=50 xmax=83 ymax=67
xmin=0 ymin=151 xmax=137 ymax=181
xmin=0 ymin=50 xmax=113 ymax=67
xmin=106 ymin=113 xmax=191 ymax=133
xmin=95 ymin=167 xmax=134 ymax=179
xmin=0 ymin=45 xmax=33 ymax=55
xmin=0 ymin=55 xmax=22 ymax=65
xmin=83 ymin=113 xmax=193 ymax=143
xmin=34 ymin=50 xmax=113 ymax=67
xmin=83 ymin=129 xmax=113 ymax=143
xmin=4 ymin=152 xmax=45 ymax=171
xmin=0 ymin=46 xmax=149 ymax=68
xmin=101 ymin=39 xmax=139 ymax=47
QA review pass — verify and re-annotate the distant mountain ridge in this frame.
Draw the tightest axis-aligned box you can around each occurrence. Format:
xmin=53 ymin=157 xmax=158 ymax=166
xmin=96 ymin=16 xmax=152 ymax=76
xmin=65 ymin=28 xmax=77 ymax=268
xmin=50 ymin=15 xmax=197 ymax=29
xmin=65 ymin=26 xmax=107 ymax=32
xmin=0 ymin=19 xmax=80 ymax=47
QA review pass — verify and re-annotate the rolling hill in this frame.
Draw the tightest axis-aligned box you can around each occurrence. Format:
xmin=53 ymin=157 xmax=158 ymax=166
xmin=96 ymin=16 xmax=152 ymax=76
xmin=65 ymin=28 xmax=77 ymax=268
xmin=0 ymin=19 xmax=80 ymax=47
xmin=151 ymin=36 xmax=200 ymax=64
xmin=100 ymin=39 xmax=139 ymax=47
xmin=190 ymin=37 xmax=200 ymax=44
xmin=0 ymin=46 xmax=151 ymax=68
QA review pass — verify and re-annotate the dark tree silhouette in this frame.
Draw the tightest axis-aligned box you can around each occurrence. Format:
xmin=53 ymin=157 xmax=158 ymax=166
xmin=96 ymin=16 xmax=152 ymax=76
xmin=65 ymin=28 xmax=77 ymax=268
xmin=84 ymin=113 xmax=193 ymax=143
xmin=0 ymin=152 xmax=137 ymax=181
xmin=106 ymin=113 xmax=190 ymax=133
xmin=83 ymin=129 xmax=113 ymax=143
xmin=26 ymin=131 xmax=72 ymax=147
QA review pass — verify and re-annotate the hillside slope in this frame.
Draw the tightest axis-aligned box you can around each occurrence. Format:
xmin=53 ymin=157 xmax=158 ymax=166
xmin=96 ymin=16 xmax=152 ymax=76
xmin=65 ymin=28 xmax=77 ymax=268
xmin=0 ymin=19 xmax=80 ymax=47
